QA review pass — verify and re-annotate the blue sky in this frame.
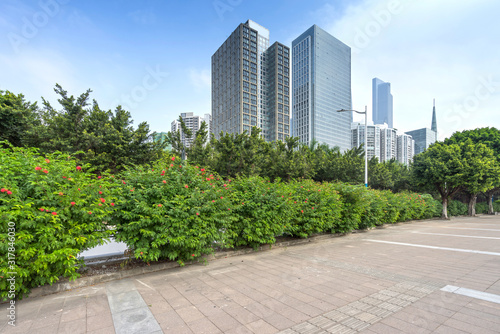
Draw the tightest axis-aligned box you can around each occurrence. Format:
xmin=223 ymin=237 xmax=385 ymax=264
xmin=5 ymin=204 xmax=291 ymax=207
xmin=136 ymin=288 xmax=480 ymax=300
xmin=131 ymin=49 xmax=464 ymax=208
xmin=1 ymin=0 xmax=499 ymax=140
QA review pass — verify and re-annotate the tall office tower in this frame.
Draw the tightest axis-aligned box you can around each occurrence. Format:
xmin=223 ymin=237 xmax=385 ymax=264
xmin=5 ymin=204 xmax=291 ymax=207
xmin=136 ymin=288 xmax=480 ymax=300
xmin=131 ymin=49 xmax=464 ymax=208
xmin=171 ymin=112 xmax=211 ymax=149
xmin=431 ymin=98 xmax=438 ymax=141
xmin=372 ymin=78 xmax=393 ymax=128
xmin=397 ymin=133 xmax=415 ymax=165
xmin=211 ymin=20 xmax=290 ymax=141
xmin=380 ymin=127 xmax=398 ymax=162
xmin=351 ymin=122 xmax=382 ymax=161
xmin=405 ymin=101 xmax=438 ymax=154
xmin=292 ymin=25 xmax=352 ymax=152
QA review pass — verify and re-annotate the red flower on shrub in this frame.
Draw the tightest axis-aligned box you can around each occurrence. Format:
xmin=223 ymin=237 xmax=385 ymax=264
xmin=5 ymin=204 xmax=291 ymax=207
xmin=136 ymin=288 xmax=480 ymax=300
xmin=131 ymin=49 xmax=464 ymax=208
xmin=43 ymin=169 xmax=48 ymax=174
xmin=100 ymin=198 xmax=105 ymax=203
xmin=163 ymin=180 xmax=167 ymax=184
xmin=88 ymin=211 xmax=92 ymax=214
xmin=78 ymin=188 xmax=81 ymax=191
xmin=220 ymin=196 xmax=223 ymax=199
xmin=223 ymin=184 xmax=227 ymax=187
xmin=59 ymin=192 xmax=63 ymax=196
xmin=171 ymin=156 xmax=175 ymax=161
xmin=301 ymin=210 xmax=304 ymax=213
xmin=185 ymin=185 xmax=188 ymax=188
xmin=228 ymin=208 xmax=231 ymax=211
xmin=98 ymin=203 xmax=102 ymax=206
xmin=39 ymin=208 xmax=44 ymax=211
xmin=52 ymin=212 xmax=57 ymax=215
xmin=191 ymin=254 xmax=195 ymax=257
xmin=122 ymin=181 xmax=126 ymax=184
xmin=312 ymin=207 xmax=314 ymax=210
xmin=158 ymin=204 xmax=162 ymax=207
xmin=212 ymin=200 xmax=215 ymax=203
xmin=45 ymin=159 xmax=50 ymax=163
xmin=111 ymin=203 xmax=115 ymax=206
xmin=140 ymin=252 xmax=143 ymax=255
xmin=76 ymin=166 xmax=82 ymax=171
xmin=98 ymin=176 xmax=101 ymax=179
xmin=63 ymin=176 xmax=67 ymax=179
xmin=170 ymin=164 xmax=173 ymax=167
xmin=35 ymin=166 xmax=42 ymax=171
xmin=201 ymin=168 xmax=205 ymax=172
xmin=99 ymin=191 xmax=103 ymax=194
xmin=130 ymin=188 xmax=134 ymax=192
xmin=0 ymin=188 xmax=6 ymax=192
xmin=71 ymin=202 xmax=75 ymax=206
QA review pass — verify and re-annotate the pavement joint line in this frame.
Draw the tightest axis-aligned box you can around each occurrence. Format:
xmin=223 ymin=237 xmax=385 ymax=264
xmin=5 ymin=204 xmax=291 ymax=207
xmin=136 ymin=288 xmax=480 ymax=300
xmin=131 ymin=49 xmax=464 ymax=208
xmin=441 ymin=285 xmax=500 ymax=304
xmin=412 ymin=231 xmax=500 ymax=240
xmin=364 ymin=239 xmax=500 ymax=256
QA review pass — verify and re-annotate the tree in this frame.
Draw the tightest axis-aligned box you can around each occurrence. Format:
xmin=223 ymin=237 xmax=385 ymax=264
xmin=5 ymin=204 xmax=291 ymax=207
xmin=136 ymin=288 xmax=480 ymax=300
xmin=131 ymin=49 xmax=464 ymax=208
xmin=412 ymin=142 xmax=465 ymax=219
xmin=0 ymin=90 xmax=38 ymax=147
xmin=187 ymin=121 xmax=212 ymax=167
xmin=24 ymin=84 xmax=165 ymax=173
xmin=445 ymin=128 xmax=500 ymax=214
xmin=458 ymin=140 xmax=500 ymax=216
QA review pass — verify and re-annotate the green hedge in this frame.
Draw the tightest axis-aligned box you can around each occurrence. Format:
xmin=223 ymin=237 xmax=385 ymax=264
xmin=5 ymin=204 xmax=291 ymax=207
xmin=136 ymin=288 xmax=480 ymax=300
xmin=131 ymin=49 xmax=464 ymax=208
xmin=0 ymin=146 xmax=115 ymax=301
xmin=0 ymin=146 xmax=442 ymax=300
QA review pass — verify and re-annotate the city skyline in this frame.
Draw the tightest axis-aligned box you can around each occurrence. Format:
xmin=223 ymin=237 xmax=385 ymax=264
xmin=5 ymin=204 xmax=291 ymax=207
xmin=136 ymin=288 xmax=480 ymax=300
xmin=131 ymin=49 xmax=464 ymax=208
xmin=1 ymin=1 xmax=498 ymax=141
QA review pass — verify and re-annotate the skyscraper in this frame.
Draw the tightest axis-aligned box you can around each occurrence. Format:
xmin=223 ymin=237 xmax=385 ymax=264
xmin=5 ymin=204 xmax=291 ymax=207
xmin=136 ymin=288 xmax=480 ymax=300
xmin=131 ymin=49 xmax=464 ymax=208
xmin=372 ymin=78 xmax=393 ymax=128
xmin=292 ymin=25 xmax=352 ymax=151
xmin=211 ymin=20 xmax=290 ymax=141
xmin=405 ymin=101 xmax=438 ymax=155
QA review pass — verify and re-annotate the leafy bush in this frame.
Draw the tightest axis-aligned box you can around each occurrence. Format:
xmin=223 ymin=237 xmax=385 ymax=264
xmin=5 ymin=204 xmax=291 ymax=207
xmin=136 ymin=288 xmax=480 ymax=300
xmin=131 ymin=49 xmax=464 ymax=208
xmin=475 ymin=201 xmax=500 ymax=214
xmin=111 ymin=158 xmax=234 ymax=265
xmin=448 ymin=200 xmax=468 ymax=216
xmin=0 ymin=145 xmax=115 ymax=300
xmin=282 ymin=180 xmax=342 ymax=238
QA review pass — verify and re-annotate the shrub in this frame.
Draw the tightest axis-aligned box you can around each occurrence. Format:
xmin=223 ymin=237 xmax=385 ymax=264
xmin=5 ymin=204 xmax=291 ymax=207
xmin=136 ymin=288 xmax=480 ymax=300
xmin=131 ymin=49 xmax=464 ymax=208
xmin=111 ymin=158 xmax=234 ymax=265
xmin=282 ymin=180 xmax=342 ymax=238
xmin=448 ymin=200 xmax=467 ymax=216
xmin=0 ymin=145 xmax=115 ymax=300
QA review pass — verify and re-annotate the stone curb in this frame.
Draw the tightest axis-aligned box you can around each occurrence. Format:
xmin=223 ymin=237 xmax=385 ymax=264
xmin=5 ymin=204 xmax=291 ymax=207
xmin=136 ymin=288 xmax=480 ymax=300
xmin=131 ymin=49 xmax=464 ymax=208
xmin=25 ymin=217 xmax=447 ymax=300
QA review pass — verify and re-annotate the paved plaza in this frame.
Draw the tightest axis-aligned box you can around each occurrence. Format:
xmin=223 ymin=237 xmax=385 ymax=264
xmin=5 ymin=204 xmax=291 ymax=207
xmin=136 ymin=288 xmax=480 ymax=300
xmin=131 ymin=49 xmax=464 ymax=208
xmin=2 ymin=215 xmax=500 ymax=333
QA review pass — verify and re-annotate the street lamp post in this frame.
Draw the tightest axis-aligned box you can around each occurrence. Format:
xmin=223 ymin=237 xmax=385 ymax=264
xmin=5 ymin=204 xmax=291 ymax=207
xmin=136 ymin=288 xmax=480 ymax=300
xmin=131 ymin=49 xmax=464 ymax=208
xmin=337 ymin=106 xmax=368 ymax=187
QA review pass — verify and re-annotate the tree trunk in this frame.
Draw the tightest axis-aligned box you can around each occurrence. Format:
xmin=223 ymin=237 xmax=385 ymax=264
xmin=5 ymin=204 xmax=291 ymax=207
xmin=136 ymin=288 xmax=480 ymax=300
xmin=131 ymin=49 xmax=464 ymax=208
xmin=467 ymin=194 xmax=477 ymax=216
xmin=442 ymin=197 xmax=448 ymax=219
xmin=488 ymin=192 xmax=494 ymax=215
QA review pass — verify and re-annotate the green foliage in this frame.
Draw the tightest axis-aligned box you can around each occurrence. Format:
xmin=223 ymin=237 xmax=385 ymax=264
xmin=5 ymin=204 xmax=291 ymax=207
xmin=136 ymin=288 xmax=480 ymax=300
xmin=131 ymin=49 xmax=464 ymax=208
xmin=111 ymin=157 xmax=234 ymax=265
xmin=0 ymin=90 xmax=38 ymax=147
xmin=447 ymin=200 xmax=468 ymax=216
xmin=24 ymin=85 xmax=166 ymax=174
xmin=0 ymin=144 xmax=115 ymax=300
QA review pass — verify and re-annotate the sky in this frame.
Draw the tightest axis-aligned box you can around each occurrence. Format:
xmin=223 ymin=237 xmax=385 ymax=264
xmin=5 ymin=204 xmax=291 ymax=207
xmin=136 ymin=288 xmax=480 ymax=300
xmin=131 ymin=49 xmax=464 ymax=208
xmin=1 ymin=0 xmax=499 ymax=141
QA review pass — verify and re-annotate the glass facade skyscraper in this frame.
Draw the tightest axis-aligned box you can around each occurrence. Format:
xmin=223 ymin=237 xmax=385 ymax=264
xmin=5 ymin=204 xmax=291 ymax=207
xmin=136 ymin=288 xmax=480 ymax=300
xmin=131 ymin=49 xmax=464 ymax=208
xmin=372 ymin=78 xmax=393 ymax=128
xmin=292 ymin=25 xmax=352 ymax=152
xmin=211 ymin=20 xmax=290 ymax=142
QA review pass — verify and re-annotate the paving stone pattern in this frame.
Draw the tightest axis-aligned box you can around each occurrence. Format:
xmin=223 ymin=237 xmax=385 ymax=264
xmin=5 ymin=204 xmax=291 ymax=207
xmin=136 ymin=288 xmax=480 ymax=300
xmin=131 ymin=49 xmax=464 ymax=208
xmin=278 ymin=281 xmax=441 ymax=334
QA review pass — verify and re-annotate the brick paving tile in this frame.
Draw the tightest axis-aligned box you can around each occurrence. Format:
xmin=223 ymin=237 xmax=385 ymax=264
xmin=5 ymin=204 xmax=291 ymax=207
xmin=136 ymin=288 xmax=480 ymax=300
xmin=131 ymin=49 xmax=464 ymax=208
xmin=246 ymin=319 xmax=279 ymax=334
xmin=264 ymin=313 xmax=296 ymax=330
xmin=154 ymin=309 xmax=188 ymax=329
xmin=86 ymin=313 xmax=114 ymax=332
xmin=442 ymin=318 xmax=499 ymax=334
xmin=450 ymin=311 xmax=500 ymax=332
xmin=432 ymin=324 xmax=469 ymax=334
xmin=162 ymin=324 xmax=194 ymax=334
xmin=31 ymin=323 xmax=60 ymax=334
xmin=209 ymin=312 xmax=244 ymax=332
xmin=366 ymin=322 xmax=406 ymax=334
xmin=60 ymin=305 xmax=86 ymax=323
xmin=57 ymin=317 xmax=86 ymax=334
xmin=87 ymin=326 xmax=115 ymax=334
xmin=187 ymin=317 xmax=223 ymax=334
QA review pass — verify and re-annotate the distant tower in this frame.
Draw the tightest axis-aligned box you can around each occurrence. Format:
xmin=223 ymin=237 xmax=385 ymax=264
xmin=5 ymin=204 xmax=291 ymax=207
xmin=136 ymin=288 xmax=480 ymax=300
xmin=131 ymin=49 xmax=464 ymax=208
xmin=431 ymin=99 xmax=437 ymax=141
xmin=372 ymin=78 xmax=393 ymax=128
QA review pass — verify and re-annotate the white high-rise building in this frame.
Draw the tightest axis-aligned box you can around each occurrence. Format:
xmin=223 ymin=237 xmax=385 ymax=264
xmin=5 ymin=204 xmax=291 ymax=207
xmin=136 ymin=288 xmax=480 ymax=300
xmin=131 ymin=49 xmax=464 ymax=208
xmin=397 ymin=133 xmax=415 ymax=165
xmin=352 ymin=122 xmax=414 ymax=165
xmin=171 ymin=113 xmax=211 ymax=149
